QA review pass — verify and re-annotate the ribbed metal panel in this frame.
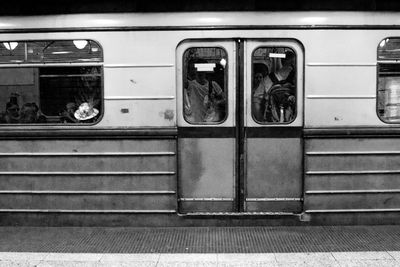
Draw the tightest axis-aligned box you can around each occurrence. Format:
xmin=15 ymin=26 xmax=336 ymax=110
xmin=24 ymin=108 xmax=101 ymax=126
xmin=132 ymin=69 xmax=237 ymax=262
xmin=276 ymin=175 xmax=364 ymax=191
xmin=0 ymin=174 xmax=175 ymax=191
xmin=0 ymin=192 xmax=176 ymax=210
xmin=0 ymin=156 xmax=174 ymax=172
xmin=0 ymin=138 xmax=177 ymax=214
xmin=304 ymin=137 xmax=400 ymax=213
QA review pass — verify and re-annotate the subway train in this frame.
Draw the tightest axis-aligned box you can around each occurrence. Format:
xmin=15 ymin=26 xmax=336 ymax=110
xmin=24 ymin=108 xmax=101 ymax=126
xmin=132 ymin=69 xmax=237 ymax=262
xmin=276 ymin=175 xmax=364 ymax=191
xmin=0 ymin=11 xmax=399 ymax=226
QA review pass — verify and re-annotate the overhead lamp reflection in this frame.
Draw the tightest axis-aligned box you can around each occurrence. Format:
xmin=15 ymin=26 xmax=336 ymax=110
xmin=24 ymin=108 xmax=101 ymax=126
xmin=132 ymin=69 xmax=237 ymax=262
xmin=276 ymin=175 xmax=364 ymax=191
xmin=73 ymin=40 xmax=88 ymax=49
xmin=198 ymin=17 xmax=222 ymax=24
xmin=3 ymin=42 xmax=18 ymax=51
xmin=379 ymin=39 xmax=388 ymax=48
xmin=52 ymin=51 xmax=72 ymax=54
xmin=300 ymin=16 xmax=327 ymax=24
xmin=220 ymin=58 xmax=227 ymax=68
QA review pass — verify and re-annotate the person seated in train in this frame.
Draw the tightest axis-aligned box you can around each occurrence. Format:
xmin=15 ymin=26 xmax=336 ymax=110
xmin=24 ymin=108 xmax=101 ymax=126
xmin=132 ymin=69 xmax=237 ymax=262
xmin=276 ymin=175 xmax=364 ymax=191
xmin=3 ymin=102 xmax=20 ymax=123
xmin=60 ymin=102 xmax=79 ymax=123
xmin=31 ymin=103 xmax=47 ymax=123
xmin=20 ymin=103 xmax=38 ymax=123
xmin=1 ymin=92 xmax=25 ymax=123
xmin=185 ymin=61 xmax=226 ymax=123
xmin=19 ymin=102 xmax=47 ymax=123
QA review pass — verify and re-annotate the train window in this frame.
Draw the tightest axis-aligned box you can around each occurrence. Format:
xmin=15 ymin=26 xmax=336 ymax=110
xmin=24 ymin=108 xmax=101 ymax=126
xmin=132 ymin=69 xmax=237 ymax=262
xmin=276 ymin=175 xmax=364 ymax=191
xmin=377 ymin=38 xmax=400 ymax=123
xmin=182 ymin=47 xmax=228 ymax=124
xmin=378 ymin=38 xmax=400 ymax=60
xmin=251 ymin=47 xmax=296 ymax=124
xmin=0 ymin=42 xmax=25 ymax=63
xmin=0 ymin=40 xmax=102 ymax=64
xmin=0 ymin=40 xmax=102 ymax=124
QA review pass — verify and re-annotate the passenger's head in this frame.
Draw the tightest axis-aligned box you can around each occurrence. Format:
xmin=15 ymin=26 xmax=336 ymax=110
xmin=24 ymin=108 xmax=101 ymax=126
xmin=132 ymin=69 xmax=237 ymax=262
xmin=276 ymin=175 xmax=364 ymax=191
xmin=20 ymin=103 xmax=37 ymax=123
xmin=281 ymin=50 xmax=295 ymax=67
xmin=31 ymin=103 xmax=39 ymax=113
xmin=254 ymin=72 xmax=263 ymax=87
xmin=195 ymin=71 xmax=207 ymax=84
xmin=66 ymin=102 xmax=76 ymax=114
xmin=6 ymin=103 xmax=19 ymax=117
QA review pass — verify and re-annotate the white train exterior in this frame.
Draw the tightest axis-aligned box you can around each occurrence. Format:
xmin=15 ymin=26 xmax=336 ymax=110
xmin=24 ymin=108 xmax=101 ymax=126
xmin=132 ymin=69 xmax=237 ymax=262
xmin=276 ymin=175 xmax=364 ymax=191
xmin=0 ymin=11 xmax=398 ymax=226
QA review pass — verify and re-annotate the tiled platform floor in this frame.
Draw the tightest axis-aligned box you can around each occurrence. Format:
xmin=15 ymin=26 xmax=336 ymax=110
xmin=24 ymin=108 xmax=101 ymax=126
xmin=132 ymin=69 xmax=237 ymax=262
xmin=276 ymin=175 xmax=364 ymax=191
xmin=1 ymin=225 xmax=400 ymax=266
xmin=0 ymin=252 xmax=400 ymax=266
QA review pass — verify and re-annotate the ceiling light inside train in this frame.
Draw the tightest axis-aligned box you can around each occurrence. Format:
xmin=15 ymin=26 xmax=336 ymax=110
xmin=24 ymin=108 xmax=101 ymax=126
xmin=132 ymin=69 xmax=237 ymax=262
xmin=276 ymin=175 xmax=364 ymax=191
xmin=73 ymin=40 xmax=88 ymax=49
xmin=3 ymin=42 xmax=18 ymax=51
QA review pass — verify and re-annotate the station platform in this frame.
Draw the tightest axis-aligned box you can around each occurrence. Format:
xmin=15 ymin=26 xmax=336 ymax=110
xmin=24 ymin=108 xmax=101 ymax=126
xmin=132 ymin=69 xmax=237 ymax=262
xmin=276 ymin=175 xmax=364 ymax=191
xmin=0 ymin=225 xmax=400 ymax=266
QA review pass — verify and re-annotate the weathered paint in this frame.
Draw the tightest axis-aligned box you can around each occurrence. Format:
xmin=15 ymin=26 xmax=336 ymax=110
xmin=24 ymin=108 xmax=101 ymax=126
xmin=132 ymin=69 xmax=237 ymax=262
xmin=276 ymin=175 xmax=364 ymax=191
xmin=178 ymin=138 xmax=235 ymax=212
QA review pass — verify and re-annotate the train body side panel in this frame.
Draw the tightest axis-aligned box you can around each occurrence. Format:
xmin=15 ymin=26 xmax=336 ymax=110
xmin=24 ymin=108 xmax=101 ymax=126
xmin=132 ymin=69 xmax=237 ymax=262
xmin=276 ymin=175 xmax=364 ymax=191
xmin=1 ymin=29 xmax=394 ymax=128
xmin=0 ymin=138 xmax=177 ymax=213
xmin=304 ymin=137 xmax=400 ymax=214
xmin=0 ymin=22 xmax=399 ymax=225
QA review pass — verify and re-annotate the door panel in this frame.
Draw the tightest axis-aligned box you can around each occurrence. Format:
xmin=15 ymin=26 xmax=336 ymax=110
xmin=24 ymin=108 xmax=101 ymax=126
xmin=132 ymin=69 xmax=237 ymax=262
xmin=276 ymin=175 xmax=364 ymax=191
xmin=245 ymin=131 xmax=303 ymax=212
xmin=177 ymin=40 xmax=236 ymax=213
xmin=244 ymin=40 xmax=304 ymax=212
xmin=178 ymin=137 xmax=235 ymax=212
xmin=177 ymin=38 xmax=304 ymax=214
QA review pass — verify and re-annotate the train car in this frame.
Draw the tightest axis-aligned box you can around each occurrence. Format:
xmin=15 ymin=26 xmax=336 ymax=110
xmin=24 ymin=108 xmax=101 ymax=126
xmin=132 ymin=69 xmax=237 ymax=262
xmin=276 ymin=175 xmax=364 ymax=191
xmin=0 ymin=11 xmax=399 ymax=226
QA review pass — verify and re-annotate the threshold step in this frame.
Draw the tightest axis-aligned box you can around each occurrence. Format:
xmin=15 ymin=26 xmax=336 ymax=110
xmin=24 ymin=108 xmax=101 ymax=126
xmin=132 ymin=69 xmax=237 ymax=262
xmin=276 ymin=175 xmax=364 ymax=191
xmin=181 ymin=211 xmax=299 ymax=216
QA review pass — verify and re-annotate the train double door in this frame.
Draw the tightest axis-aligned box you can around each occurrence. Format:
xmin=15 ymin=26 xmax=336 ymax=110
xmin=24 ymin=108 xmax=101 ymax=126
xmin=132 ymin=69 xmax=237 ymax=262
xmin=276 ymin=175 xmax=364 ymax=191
xmin=177 ymin=39 xmax=304 ymax=214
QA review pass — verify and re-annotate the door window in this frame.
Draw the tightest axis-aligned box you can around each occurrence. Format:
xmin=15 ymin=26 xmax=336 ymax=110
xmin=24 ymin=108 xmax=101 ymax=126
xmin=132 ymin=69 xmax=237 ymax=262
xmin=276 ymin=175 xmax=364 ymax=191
xmin=182 ymin=47 xmax=228 ymax=124
xmin=251 ymin=47 xmax=297 ymax=124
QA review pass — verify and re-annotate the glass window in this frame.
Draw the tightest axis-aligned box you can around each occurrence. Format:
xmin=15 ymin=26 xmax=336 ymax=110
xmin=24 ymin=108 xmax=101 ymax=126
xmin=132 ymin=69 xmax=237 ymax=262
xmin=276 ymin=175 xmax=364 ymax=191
xmin=0 ymin=42 xmax=25 ymax=63
xmin=378 ymin=38 xmax=400 ymax=60
xmin=251 ymin=47 xmax=296 ymax=123
xmin=27 ymin=40 xmax=102 ymax=63
xmin=182 ymin=47 xmax=228 ymax=124
xmin=0 ymin=40 xmax=102 ymax=125
xmin=378 ymin=38 xmax=400 ymax=123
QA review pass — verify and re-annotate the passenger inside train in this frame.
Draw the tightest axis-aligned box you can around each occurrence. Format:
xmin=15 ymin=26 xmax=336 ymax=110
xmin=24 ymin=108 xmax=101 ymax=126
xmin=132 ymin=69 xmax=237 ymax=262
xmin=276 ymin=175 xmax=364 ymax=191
xmin=252 ymin=48 xmax=296 ymax=123
xmin=183 ymin=47 xmax=227 ymax=123
xmin=185 ymin=65 xmax=225 ymax=122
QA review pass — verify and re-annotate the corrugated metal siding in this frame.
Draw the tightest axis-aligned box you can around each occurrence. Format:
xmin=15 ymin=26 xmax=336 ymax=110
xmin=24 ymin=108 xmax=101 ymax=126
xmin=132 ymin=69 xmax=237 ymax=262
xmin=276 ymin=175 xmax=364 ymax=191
xmin=304 ymin=138 xmax=400 ymax=213
xmin=0 ymin=139 xmax=177 ymax=213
